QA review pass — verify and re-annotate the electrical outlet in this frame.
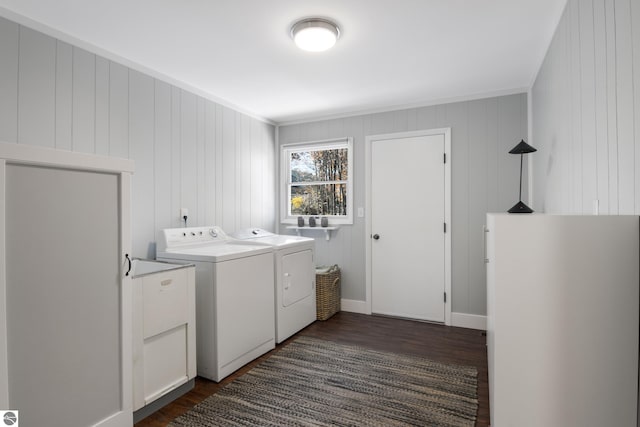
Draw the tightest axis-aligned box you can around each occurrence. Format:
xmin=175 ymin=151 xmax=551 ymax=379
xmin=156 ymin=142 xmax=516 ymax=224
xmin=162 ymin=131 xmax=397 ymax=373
xmin=180 ymin=208 xmax=188 ymax=218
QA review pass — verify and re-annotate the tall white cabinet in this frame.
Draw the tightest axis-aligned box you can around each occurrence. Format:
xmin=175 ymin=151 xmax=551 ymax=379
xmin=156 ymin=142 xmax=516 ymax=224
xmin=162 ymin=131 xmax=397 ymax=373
xmin=0 ymin=143 xmax=134 ymax=427
xmin=486 ymin=214 xmax=639 ymax=427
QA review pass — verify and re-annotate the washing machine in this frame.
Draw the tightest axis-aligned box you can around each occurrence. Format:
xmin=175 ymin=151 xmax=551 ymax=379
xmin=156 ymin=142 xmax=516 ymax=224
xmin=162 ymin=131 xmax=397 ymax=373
xmin=156 ymin=226 xmax=275 ymax=382
xmin=230 ymin=228 xmax=316 ymax=343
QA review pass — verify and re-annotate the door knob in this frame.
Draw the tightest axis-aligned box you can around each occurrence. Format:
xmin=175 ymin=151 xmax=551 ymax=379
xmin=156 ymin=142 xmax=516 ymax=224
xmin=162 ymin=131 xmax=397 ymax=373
xmin=373 ymin=234 xmax=380 ymax=240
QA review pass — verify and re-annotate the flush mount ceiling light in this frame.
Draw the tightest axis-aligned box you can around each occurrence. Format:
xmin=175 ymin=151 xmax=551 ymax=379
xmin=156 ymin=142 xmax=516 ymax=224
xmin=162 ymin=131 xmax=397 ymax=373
xmin=291 ymin=18 xmax=340 ymax=52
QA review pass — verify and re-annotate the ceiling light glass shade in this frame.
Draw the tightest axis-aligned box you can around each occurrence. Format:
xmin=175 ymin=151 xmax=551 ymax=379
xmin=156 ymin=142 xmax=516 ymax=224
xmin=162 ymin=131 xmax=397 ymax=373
xmin=291 ymin=18 xmax=340 ymax=52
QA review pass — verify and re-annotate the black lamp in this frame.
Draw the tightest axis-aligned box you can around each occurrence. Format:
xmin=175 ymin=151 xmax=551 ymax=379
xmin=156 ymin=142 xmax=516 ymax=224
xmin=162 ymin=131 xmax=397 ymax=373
xmin=508 ymin=139 xmax=536 ymax=214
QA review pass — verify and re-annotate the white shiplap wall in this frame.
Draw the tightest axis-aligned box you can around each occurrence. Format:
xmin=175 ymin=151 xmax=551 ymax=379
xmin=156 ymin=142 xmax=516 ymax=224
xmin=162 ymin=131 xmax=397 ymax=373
xmin=0 ymin=16 xmax=276 ymax=259
xmin=279 ymin=94 xmax=527 ymax=316
xmin=532 ymin=0 xmax=640 ymax=215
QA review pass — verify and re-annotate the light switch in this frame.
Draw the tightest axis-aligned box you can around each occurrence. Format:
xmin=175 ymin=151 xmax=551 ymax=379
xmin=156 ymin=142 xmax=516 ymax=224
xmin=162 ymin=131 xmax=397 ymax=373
xmin=357 ymin=207 xmax=364 ymax=217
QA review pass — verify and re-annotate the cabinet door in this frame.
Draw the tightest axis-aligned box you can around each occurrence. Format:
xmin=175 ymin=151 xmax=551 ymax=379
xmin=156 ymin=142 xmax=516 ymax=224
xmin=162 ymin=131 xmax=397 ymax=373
xmin=282 ymin=249 xmax=314 ymax=306
xmin=0 ymin=161 xmax=132 ymax=427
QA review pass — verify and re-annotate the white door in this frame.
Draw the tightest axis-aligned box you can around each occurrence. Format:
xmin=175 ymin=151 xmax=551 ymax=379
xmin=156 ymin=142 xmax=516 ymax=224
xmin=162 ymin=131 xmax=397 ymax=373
xmin=370 ymin=131 xmax=449 ymax=322
xmin=0 ymin=145 xmax=133 ymax=427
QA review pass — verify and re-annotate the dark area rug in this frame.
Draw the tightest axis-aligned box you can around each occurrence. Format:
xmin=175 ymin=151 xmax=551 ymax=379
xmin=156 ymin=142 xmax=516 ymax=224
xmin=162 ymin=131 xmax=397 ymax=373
xmin=170 ymin=336 xmax=478 ymax=426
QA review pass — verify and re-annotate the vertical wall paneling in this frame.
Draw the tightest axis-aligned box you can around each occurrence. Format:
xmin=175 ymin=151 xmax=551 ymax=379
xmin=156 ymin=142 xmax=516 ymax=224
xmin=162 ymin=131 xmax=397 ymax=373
xmin=250 ymin=119 xmax=262 ymax=227
xmin=632 ymin=0 xmax=640 ymax=213
xmin=437 ymin=105 xmax=448 ymax=129
xmin=532 ymin=14 xmax=554 ymax=213
xmin=0 ymin=17 xmax=18 ymax=143
xmin=108 ymin=62 xmax=129 ymax=159
xmin=593 ymin=0 xmax=610 ymax=214
xmin=95 ymin=57 xmax=110 ymax=156
xmin=129 ymin=70 xmax=155 ymax=258
xmin=496 ymin=99 xmax=514 ymax=212
xmin=222 ymin=107 xmax=236 ymax=232
xmin=553 ymin=8 xmax=573 ymax=214
xmin=239 ymin=114 xmax=252 ymax=228
xmin=569 ymin=0 xmax=583 ymax=213
xmin=407 ymin=108 xmax=418 ymax=131
xmin=560 ymin=17 xmax=572 ymax=214
xmin=215 ymin=105 xmax=224 ymax=225
xmin=579 ymin=0 xmax=598 ymax=214
xmin=606 ymin=0 xmax=620 ymax=213
xmin=532 ymin=0 xmax=640 ymax=217
xmin=72 ymin=48 xmax=96 ymax=153
xmin=18 ymin=26 xmax=56 ymax=147
xmin=615 ymin=0 xmax=635 ymax=214
xmin=467 ymin=100 xmax=489 ymax=315
xmin=0 ymin=13 xmax=276 ymax=268
xmin=180 ymin=91 xmax=197 ymax=226
xmin=204 ymin=101 xmax=216 ymax=226
xmin=415 ymin=105 xmax=438 ymax=131
xmin=345 ymin=116 xmax=363 ymax=296
xmin=235 ymin=113 xmax=243 ymax=228
xmin=170 ymin=86 xmax=182 ymax=228
xmin=54 ymin=41 xmax=72 ymax=150
xmin=530 ymin=52 xmax=546 ymax=211
xmin=263 ymin=123 xmax=276 ymax=229
xmin=447 ymin=102 xmax=471 ymax=313
xmin=393 ymin=110 xmax=409 ymax=132
xmin=196 ymin=97 xmax=206 ymax=226
xmin=279 ymin=94 xmax=527 ymax=313
xmin=154 ymin=80 xmax=172 ymax=234
xmin=486 ymin=98 xmax=499 ymax=210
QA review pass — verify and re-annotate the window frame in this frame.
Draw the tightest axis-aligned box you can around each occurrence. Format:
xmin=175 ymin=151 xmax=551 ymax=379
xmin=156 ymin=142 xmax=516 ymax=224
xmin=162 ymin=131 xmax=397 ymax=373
xmin=281 ymin=137 xmax=353 ymax=225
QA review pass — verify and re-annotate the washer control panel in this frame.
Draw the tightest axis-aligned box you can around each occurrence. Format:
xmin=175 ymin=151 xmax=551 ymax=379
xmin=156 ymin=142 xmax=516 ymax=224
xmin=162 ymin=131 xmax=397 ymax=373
xmin=160 ymin=226 xmax=229 ymax=250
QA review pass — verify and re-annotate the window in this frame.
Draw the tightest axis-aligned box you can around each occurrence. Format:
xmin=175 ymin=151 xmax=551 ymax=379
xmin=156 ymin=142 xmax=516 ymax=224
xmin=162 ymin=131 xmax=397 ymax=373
xmin=281 ymin=137 xmax=353 ymax=224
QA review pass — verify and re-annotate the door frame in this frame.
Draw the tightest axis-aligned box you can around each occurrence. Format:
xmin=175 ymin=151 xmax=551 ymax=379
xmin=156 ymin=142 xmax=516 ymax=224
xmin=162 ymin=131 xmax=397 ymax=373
xmin=0 ymin=141 xmax=134 ymax=426
xmin=364 ymin=128 xmax=451 ymax=325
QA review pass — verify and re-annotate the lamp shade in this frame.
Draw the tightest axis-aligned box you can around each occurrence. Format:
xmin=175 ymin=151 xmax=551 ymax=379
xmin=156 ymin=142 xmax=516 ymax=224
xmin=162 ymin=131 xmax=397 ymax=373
xmin=509 ymin=139 xmax=537 ymax=154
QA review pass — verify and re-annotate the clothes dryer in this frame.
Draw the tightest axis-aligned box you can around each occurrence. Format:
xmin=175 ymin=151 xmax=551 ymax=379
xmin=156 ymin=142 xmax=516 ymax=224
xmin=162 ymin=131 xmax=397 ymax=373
xmin=231 ymin=228 xmax=316 ymax=343
xmin=156 ymin=226 xmax=274 ymax=382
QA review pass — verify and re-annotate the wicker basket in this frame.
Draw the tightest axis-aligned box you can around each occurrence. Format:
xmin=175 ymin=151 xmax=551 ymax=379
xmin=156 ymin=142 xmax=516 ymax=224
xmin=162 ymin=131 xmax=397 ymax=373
xmin=315 ymin=265 xmax=341 ymax=321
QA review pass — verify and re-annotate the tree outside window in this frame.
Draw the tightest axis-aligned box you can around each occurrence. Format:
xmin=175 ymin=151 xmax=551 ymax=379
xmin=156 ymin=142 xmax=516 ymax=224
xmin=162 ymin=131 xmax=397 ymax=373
xmin=282 ymin=138 xmax=353 ymax=224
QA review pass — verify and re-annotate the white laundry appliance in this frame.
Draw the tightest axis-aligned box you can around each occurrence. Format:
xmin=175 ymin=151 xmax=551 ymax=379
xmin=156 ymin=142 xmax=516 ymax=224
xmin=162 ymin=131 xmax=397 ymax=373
xmin=231 ymin=228 xmax=316 ymax=343
xmin=156 ymin=226 xmax=275 ymax=382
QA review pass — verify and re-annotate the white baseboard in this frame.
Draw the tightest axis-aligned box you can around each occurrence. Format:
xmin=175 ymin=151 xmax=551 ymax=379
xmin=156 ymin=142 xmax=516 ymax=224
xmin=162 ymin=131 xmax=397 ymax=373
xmin=340 ymin=299 xmax=368 ymax=314
xmin=338 ymin=302 xmax=487 ymax=330
xmin=451 ymin=312 xmax=487 ymax=331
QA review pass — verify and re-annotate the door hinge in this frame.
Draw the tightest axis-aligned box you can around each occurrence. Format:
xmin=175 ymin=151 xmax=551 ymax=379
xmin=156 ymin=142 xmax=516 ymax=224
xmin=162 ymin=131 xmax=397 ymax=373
xmin=444 ymin=292 xmax=447 ymax=303
xmin=444 ymin=222 xmax=447 ymax=233
xmin=444 ymin=153 xmax=447 ymax=163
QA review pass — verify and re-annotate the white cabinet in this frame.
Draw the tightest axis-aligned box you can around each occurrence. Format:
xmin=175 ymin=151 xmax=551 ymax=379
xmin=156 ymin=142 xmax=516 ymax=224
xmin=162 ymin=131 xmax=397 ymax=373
xmin=0 ymin=143 xmax=134 ymax=427
xmin=486 ymin=214 xmax=639 ymax=427
xmin=132 ymin=260 xmax=196 ymax=412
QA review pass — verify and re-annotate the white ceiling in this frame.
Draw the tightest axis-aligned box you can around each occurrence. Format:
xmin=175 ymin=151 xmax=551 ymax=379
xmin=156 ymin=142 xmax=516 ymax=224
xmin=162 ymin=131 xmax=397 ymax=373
xmin=0 ymin=0 xmax=566 ymax=124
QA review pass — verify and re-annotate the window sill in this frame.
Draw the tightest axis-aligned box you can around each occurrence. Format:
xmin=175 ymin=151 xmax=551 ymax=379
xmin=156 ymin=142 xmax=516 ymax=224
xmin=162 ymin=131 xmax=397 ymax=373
xmin=285 ymin=226 xmax=338 ymax=241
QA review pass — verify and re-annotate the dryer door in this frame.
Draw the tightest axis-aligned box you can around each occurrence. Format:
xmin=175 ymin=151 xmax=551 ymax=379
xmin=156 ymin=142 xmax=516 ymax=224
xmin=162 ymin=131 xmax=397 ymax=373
xmin=282 ymin=250 xmax=314 ymax=306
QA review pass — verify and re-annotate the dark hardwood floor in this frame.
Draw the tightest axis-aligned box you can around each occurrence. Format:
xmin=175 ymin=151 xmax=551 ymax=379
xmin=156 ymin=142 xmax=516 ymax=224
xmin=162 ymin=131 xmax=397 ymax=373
xmin=135 ymin=312 xmax=489 ymax=426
